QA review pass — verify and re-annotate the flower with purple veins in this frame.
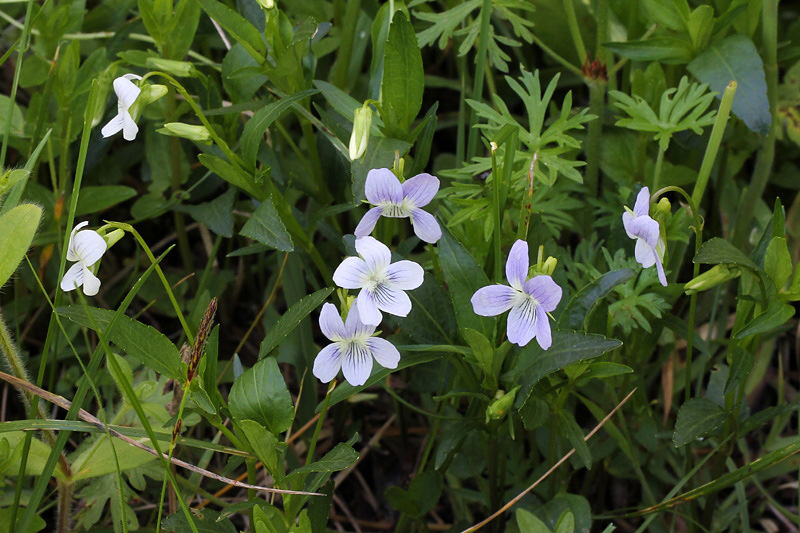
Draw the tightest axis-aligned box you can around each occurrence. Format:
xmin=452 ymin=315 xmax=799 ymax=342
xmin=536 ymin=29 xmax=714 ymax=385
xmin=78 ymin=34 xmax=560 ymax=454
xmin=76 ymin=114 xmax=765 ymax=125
xmin=332 ymin=236 xmax=424 ymax=326
xmin=313 ymin=302 xmax=400 ymax=386
xmin=471 ymin=240 xmax=562 ymax=349
xmin=354 ymin=168 xmax=442 ymax=244
xmin=622 ymin=186 xmax=667 ymax=287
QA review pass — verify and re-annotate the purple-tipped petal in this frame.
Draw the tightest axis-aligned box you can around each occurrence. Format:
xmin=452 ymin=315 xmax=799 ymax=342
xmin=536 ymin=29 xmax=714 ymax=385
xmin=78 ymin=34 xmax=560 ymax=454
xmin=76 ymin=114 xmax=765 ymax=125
xmin=367 ymin=337 xmax=400 ymax=369
xmin=373 ymin=285 xmax=412 ymax=317
xmin=626 ymin=215 xmax=660 ymax=249
xmin=535 ymin=311 xmax=552 ymax=350
xmin=355 ymin=236 xmax=391 ymax=272
xmin=654 ymin=255 xmax=668 ymax=287
xmin=523 ymin=275 xmax=562 ymax=313
xmin=342 ymin=343 xmax=373 ymax=386
xmin=471 ymin=285 xmax=517 ymax=316
xmin=354 ymin=207 xmax=384 ymax=238
xmin=319 ymin=303 xmax=346 ymax=341
xmin=410 ymin=209 xmax=442 ymax=244
xmin=507 ymin=298 xmax=537 ymax=347
xmin=506 ymin=240 xmax=529 ymax=290
xmin=402 ymin=173 xmax=439 ymax=207
xmin=344 ymin=302 xmax=376 ymax=338
xmin=365 ymin=168 xmax=403 ymax=205
xmin=635 ymin=238 xmax=657 ymax=268
xmin=333 ymin=257 xmax=369 ymax=289
xmin=357 ymin=290 xmax=382 ymax=326
xmin=313 ymin=343 xmax=342 ymax=383
xmin=385 ymin=260 xmax=424 ymax=290
xmin=633 ymin=187 xmax=650 ymax=217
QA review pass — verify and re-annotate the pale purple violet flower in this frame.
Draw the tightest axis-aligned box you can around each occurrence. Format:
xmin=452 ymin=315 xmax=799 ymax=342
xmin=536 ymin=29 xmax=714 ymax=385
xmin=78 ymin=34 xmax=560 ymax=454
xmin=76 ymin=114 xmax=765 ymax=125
xmin=471 ymin=240 xmax=562 ymax=349
xmin=332 ymin=236 xmax=424 ymax=326
xmin=622 ymin=187 xmax=667 ymax=286
xmin=313 ymin=303 xmax=400 ymax=386
xmin=354 ymin=168 xmax=442 ymax=244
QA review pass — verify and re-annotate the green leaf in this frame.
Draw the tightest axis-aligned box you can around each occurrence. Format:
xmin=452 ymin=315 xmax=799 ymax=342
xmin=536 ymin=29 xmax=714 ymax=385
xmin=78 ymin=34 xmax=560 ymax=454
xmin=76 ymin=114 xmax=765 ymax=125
xmin=384 ymin=471 xmax=442 ymax=518
xmin=516 ymin=508 xmax=551 ymax=533
xmin=57 ymin=305 xmax=183 ymax=380
xmin=240 ymin=196 xmax=294 ymax=251
xmin=673 ymin=398 xmax=727 ymax=446
xmin=463 ymin=328 xmax=496 ymax=389
xmin=75 ymin=186 xmax=137 ymax=216
xmin=163 ymin=509 xmax=236 ymax=533
xmin=288 ymin=441 xmax=359 ymax=476
xmin=641 ymin=0 xmax=689 ymax=31
xmin=0 ymin=507 xmax=47 ymax=533
xmin=438 ymin=229 xmax=495 ymax=340
xmin=518 ymin=397 xmax=549 ymax=431
xmin=196 ymin=0 xmax=265 ymax=61
xmin=733 ymin=300 xmax=795 ymax=339
xmin=688 ymin=35 xmax=770 ymax=134
xmin=765 ymin=237 xmax=792 ymax=288
xmin=198 ymin=154 xmax=263 ymax=201
xmin=575 ymin=362 xmax=634 ymax=386
xmin=380 ymin=11 xmax=424 ymax=135
xmin=0 ymin=204 xmax=41 ymax=288
xmin=401 ymin=274 xmax=457 ymax=345
xmin=241 ymin=89 xmax=319 ymax=169
xmin=558 ymin=269 xmax=635 ymax=330
xmin=239 ymin=420 xmax=286 ymax=485
xmin=514 ymin=332 xmax=621 ymax=403
xmin=228 ymin=357 xmax=294 ymax=434
xmin=554 ymin=511 xmax=576 ymax=533
xmin=258 ymin=287 xmax=333 ymax=358
xmin=180 ymin=189 xmax=236 ymax=238
xmin=252 ymin=504 xmax=288 ymax=533
xmin=557 ymin=411 xmax=592 ymax=469
xmin=603 ymin=37 xmax=694 ymax=64
xmin=693 ymin=237 xmax=758 ymax=270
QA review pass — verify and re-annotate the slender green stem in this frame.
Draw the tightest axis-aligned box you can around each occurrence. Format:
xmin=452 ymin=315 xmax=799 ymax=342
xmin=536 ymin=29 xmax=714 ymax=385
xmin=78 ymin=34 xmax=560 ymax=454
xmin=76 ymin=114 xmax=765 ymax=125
xmin=651 ymin=145 xmax=665 ymax=192
xmin=490 ymin=144 xmax=502 ymax=283
xmin=0 ymin=0 xmax=34 ymax=166
xmin=306 ymin=380 xmax=336 ymax=466
xmin=465 ymin=0 xmax=494 ymax=162
xmin=456 ymin=53 xmax=468 ymax=165
xmin=330 ymin=0 xmax=362 ymax=89
xmin=563 ymin=0 xmax=587 ymax=63
xmin=529 ymin=32 xmax=582 ymax=77
xmin=692 ymin=82 xmax=737 ymax=208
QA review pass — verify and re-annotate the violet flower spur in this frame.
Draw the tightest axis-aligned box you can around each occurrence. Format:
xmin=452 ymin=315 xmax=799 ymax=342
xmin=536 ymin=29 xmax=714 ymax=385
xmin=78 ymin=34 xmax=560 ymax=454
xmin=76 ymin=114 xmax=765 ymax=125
xmin=354 ymin=168 xmax=442 ymax=244
xmin=332 ymin=236 xmax=424 ymax=326
xmin=622 ymin=187 xmax=668 ymax=287
xmin=313 ymin=302 xmax=400 ymax=386
xmin=471 ymin=240 xmax=562 ymax=349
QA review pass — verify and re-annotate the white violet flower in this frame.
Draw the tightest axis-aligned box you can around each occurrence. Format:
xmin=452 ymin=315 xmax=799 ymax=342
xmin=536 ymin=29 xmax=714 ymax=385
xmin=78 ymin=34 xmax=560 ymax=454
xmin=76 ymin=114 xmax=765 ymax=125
xmin=61 ymin=222 xmax=108 ymax=296
xmin=101 ymin=74 xmax=142 ymax=141
xmin=332 ymin=236 xmax=424 ymax=326
xmin=622 ymin=186 xmax=668 ymax=287
xmin=313 ymin=302 xmax=400 ymax=386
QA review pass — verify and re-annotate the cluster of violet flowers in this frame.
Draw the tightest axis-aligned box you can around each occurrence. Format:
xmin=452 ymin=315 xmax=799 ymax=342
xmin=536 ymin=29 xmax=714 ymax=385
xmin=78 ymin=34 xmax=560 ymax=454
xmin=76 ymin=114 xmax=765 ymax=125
xmin=63 ymin=75 xmax=671 ymax=387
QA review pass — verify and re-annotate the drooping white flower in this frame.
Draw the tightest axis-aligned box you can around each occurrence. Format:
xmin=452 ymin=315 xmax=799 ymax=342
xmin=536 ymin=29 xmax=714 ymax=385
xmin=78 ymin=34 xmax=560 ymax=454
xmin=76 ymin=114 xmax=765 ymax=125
xmin=313 ymin=302 xmax=400 ymax=386
xmin=60 ymin=222 xmax=108 ymax=296
xmin=101 ymin=74 xmax=142 ymax=141
xmin=622 ymin=187 xmax=667 ymax=286
xmin=471 ymin=240 xmax=562 ymax=349
xmin=332 ymin=236 xmax=424 ymax=326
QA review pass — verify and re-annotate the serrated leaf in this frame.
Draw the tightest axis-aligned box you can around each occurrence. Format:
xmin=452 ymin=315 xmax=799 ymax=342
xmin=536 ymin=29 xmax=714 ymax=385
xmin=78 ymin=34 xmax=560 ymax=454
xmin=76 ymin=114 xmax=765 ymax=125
xmin=258 ymin=287 xmax=333 ymax=358
xmin=733 ymin=300 xmax=795 ymax=339
xmin=228 ymin=357 xmax=294 ymax=434
xmin=180 ymin=189 xmax=236 ymax=238
xmin=765 ymin=237 xmax=792 ymax=288
xmin=0 ymin=204 xmax=41 ymax=288
xmin=289 ymin=441 xmax=359 ymax=476
xmin=57 ymin=305 xmax=183 ymax=380
xmin=558 ymin=269 xmax=635 ymax=330
xmin=199 ymin=154 xmax=263 ymax=201
xmin=240 ymin=197 xmax=293 ymax=251
xmin=380 ymin=11 xmax=424 ymax=135
xmin=688 ymin=35 xmax=771 ymax=134
xmin=673 ymin=398 xmax=727 ymax=446
xmin=693 ymin=237 xmax=758 ymax=270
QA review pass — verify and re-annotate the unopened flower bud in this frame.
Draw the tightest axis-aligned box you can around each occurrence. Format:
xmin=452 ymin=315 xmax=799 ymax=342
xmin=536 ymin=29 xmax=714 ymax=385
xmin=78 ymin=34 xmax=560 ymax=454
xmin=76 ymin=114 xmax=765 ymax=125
xmin=684 ymin=264 xmax=742 ymax=294
xmin=102 ymin=229 xmax=126 ymax=249
xmin=256 ymin=0 xmax=274 ymax=8
xmin=486 ymin=386 xmax=519 ymax=423
xmin=349 ymin=105 xmax=372 ymax=160
xmin=129 ymin=83 xmax=168 ymax=120
xmin=160 ymin=123 xmax=213 ymax=144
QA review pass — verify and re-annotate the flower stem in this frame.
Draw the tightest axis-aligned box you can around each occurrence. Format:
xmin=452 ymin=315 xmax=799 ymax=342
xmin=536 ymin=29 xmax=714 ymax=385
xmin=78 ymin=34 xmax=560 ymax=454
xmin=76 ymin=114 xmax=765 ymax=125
xmin=563 ymin=0 xmax=587 ymax=63
xmin=691 ymin=82 xmax=737 ymax=208
xmin=465 ymin=0 xmax=494 ymax=162
xmin=0 ymin=0 xmax=33 ymax=167
xmin=651 ymin=145 xmax=665 ymax=192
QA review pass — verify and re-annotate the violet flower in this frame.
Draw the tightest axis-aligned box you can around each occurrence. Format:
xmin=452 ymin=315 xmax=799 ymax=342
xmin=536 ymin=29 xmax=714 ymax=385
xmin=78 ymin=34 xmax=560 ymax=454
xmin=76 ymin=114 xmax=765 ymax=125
xmin=622 ymin=187 xmax=667 ymax=286
xmin=471 ymin=240 xmax=562 ymax=349
xmin=354 ymin=168 xmax=442 ymax=244
xmin=313 ymin=302 xmax=400 ymax=386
